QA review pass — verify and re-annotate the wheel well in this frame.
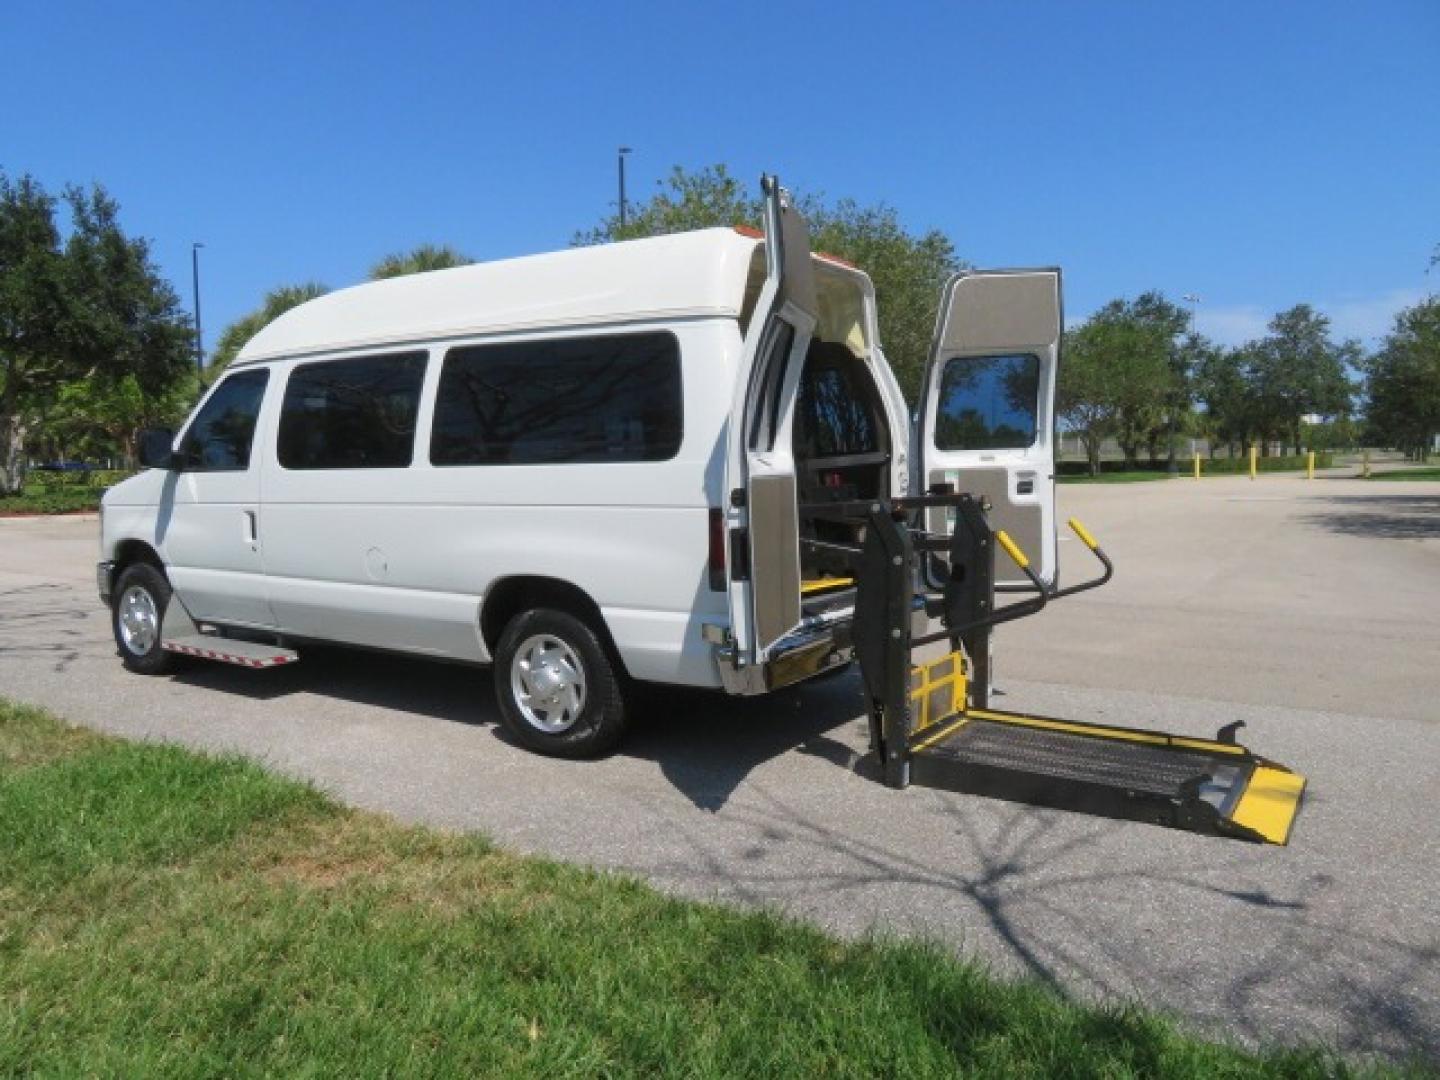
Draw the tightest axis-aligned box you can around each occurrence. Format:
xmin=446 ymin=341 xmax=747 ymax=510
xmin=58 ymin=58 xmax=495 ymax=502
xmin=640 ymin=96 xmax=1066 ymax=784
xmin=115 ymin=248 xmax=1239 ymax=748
xmin=480 ymin=577 xmax=626 ymax=674
xmin=114 ymin=540 xmax=165 ymax=576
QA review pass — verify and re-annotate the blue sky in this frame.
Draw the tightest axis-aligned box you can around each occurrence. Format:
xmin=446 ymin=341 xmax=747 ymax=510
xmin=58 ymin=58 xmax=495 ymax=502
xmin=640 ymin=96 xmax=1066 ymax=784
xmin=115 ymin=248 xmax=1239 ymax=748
xmin=4 ymin=1 xmax=1436 ymax=356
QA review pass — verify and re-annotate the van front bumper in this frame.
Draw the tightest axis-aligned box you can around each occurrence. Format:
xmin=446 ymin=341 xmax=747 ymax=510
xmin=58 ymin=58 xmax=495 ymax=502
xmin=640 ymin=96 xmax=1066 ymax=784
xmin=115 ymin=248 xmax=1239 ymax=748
xmin=97 ymin=560 xmax=115 ymax=605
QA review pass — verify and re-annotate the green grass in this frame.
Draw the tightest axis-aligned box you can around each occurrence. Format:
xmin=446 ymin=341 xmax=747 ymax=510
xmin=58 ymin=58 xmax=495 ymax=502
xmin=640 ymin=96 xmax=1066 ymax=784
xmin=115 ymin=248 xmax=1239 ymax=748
xmin=1058 ymin=454 xmax=1340 ymax=484
xmin=1365 ymin=466 xmax=1440 ymax=481
xmin=0 ymin=469 xmax=130 ymax=515
xmin=0 ymin=700 xmax=1391 ymax=1077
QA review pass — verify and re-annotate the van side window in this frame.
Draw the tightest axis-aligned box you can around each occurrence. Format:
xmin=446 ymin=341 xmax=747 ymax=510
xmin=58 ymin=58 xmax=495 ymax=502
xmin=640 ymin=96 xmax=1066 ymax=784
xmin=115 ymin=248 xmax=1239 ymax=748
xmin=430 ymin=332 xmax=682 ymax=466
xmin=278 ymin=352 xmax=427 ymax=470
xmin=177 ymin=368 xmax=269 ymax=471
xmin=745 ymin=317 xmax=795 ymax=453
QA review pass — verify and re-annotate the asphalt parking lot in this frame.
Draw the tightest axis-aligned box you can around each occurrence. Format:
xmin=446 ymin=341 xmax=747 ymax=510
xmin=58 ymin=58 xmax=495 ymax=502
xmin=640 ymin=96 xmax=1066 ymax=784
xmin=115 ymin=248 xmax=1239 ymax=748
xmin=2 ymin=472 xmax=1437 ymax=1062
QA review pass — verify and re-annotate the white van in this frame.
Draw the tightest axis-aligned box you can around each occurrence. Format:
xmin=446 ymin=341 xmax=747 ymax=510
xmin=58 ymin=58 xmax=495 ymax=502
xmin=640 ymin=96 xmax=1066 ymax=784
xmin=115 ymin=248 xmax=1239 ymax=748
xmin=98 ymin=180 xmax=1061 ymax=757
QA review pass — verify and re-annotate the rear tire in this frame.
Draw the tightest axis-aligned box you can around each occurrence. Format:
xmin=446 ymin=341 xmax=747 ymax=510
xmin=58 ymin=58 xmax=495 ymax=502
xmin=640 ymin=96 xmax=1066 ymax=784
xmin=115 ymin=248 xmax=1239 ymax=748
xmin=111 ymin=562 xmax=177 ymax=675
xmin=493 ymin=608 xmax=629 ymax=758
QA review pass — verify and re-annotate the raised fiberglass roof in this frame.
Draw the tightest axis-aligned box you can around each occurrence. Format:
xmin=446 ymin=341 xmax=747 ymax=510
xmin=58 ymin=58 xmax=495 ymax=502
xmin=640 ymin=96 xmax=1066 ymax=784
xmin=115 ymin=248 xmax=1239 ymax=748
xmin=234 ymin=228 xmax=762 ymax=363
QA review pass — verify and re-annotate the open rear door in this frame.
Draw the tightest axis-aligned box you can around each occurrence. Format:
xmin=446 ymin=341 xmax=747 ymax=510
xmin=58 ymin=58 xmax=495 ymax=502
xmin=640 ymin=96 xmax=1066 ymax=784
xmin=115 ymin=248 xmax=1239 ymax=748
xmin=725 ymin=177 xmax=819 ymax=665
xmin=919 ymin=270 xmax=1062 ymax=587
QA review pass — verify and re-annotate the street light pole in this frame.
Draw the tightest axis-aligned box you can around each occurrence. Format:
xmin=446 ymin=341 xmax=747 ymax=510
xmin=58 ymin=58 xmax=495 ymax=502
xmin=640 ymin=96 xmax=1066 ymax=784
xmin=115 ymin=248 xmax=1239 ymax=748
xmin=617 ymin=146 xmax=632 ymax=229
xmin=1182 ymin=294 xmax=1202 ymax=332
xmin=191 ymin=242 xmax=205 ymax=375
xmin=1176 ymin=294 xmax=1201 ymax=473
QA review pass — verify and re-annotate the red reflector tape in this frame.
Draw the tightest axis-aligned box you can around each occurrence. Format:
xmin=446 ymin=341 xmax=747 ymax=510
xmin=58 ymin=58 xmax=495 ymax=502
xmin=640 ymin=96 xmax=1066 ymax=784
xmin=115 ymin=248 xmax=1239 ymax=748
xmin=161 ymin=641 xmax=297 ymax=668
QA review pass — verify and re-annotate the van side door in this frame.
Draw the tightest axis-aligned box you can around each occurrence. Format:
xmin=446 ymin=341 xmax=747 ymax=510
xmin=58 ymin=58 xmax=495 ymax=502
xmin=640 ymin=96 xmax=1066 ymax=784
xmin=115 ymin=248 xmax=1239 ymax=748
xmin=918 ymin=270 xmax=1062 ymax=586
xmin=725 ymin=178 xmax=819 ymax=662
xmin=160 ymin=366 xmax=277 ymax=627
xmin=259 ymin=350 xmax=432 ymax=651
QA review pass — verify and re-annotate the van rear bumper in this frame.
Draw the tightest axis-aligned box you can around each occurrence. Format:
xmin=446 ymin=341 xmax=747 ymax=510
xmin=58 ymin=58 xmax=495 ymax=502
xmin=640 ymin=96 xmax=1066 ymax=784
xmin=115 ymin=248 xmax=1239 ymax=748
xmin=714 ymin=609 xmax=854 ymax=695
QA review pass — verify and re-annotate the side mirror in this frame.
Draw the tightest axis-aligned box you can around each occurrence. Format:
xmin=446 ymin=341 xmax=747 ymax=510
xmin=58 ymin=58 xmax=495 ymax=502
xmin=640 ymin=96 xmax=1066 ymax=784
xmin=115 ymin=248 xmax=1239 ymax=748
xmin=137 ymin=428 xmax=177 ymax=470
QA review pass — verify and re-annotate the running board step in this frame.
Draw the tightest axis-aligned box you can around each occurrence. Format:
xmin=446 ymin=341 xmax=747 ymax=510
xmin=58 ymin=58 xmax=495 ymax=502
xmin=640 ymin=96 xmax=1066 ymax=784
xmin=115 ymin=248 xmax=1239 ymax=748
xmin=162 ymin=635 xmax=299 ymax=669
xmin=909 ymin=709 xmax=1305 ymax=845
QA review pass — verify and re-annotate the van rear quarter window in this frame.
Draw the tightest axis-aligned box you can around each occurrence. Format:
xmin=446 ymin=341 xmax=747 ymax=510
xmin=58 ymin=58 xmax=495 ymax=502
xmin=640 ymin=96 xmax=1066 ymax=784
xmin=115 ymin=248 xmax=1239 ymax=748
xmin=934 ymin=353 xmax=1040 ymax=451
xmin=430 ymin=332 xmax=682 ymax=466
xmin=278 ymin=352 xmax=427 ymax=470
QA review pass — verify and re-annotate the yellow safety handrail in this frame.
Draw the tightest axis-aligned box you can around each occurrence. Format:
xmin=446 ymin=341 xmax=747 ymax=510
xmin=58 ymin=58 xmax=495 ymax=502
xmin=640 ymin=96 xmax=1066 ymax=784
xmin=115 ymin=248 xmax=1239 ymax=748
xmin=1068 ymin=518 xmax=1100 ymax=551
xmin=994 ymin=529 xmax=1030 ymax=569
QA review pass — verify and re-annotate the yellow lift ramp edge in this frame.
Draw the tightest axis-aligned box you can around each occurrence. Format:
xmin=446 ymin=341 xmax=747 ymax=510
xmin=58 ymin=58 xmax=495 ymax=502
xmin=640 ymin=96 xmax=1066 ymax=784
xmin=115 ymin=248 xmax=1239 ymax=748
xmin=906 ymin=652 xmax=1307 ymax=845
xmin=836 ymin=493 xmax=1308 ymax=845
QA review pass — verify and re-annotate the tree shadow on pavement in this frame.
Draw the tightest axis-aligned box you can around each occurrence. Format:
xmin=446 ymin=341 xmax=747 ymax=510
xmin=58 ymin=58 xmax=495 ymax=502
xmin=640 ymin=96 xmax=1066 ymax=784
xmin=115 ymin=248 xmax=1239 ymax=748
xmin=1300 ymin=494 xmax=1440 ymax=539
xmin=643 ymin=782 xmax=1440 ymax=1062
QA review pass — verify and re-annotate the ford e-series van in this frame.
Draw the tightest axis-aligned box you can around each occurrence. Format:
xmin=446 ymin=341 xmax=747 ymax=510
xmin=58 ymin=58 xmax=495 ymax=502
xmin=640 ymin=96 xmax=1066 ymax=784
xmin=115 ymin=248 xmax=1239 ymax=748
xmin=98 ymin=179 xmax=1061 ymax=758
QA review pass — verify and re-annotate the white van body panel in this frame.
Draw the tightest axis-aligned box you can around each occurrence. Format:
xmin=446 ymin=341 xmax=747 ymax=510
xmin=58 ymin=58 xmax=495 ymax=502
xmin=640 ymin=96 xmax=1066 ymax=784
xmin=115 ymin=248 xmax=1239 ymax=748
xmin=255 ymin=320 xmax=736 ymax=683
xmin=99 ymin=225 xmax=928 ymax=695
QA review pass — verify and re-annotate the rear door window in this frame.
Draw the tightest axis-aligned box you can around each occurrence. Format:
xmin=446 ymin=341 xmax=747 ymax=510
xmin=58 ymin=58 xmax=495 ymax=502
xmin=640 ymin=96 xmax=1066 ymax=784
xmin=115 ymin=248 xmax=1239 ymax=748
xmin=278 ymin=352 xmax=427 ymax=470
xmin=934 ymin=353 xmax=1040 ymax=451
xmin=430 ymin=332 xmax=682 ymax=465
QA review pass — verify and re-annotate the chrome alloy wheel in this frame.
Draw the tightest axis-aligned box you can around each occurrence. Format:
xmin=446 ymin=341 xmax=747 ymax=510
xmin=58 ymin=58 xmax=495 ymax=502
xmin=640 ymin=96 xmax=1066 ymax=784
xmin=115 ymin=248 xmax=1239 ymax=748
xmin=510 ymin=633 xmax=587 ymax=733
xmin=118 ymin=585 xmax=160 ymax=656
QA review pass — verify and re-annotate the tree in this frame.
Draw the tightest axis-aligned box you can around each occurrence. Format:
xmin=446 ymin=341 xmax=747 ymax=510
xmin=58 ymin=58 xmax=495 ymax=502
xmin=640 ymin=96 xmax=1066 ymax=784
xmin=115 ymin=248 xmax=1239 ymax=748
xmin=209 ymin=282 xmax=331 ymax=377
xmin=1366 ymin=296 xmax=1440 ymax=460
xmin=1247 ymin=305 xmax=1356 ymax=455
xmin=369 ymin=244 xmax=473 ymax=280
xmin=0 ymin=171 xmax=192 ymax=493
xmin=1195 ymin=345 xmax=1256 ymax=458
xmin=1061 ymin=295 xmax=1183 ymax=469
xmin=1058 ymin=320 xmax=1117 ymax=475
xmin=577 ymin=164 xmax=961 ymax=400
xmin=43 ymin=370 xmax=198 ymax=465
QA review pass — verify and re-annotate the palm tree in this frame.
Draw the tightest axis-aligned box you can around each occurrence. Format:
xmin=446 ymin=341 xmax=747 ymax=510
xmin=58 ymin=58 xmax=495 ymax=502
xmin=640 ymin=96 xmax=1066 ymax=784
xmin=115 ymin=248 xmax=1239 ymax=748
xmin=368 ymin=244 xmax=473 ymax=280
xmin=207 ymin=282 xmax=331 ymax=380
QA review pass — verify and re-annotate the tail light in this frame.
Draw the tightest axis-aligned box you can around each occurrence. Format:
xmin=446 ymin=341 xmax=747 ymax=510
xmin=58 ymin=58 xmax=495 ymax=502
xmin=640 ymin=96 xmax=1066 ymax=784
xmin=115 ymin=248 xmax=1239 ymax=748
xmin=708 ymin=508 xmax=726 ymax=591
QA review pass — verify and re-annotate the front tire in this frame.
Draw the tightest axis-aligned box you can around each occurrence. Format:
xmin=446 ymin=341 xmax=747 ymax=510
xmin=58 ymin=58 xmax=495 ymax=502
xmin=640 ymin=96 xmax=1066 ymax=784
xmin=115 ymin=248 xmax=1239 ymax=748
xmin=493 ymin=608 xmax=629 ymax=758
xmin=111 ymin=563 xmax=177 ymax=675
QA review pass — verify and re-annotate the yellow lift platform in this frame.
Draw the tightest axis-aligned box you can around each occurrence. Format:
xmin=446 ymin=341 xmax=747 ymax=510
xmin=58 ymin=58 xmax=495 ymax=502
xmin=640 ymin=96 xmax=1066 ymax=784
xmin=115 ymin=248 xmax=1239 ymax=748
xmin=806 ymin=493 xmax=1305 ymax=845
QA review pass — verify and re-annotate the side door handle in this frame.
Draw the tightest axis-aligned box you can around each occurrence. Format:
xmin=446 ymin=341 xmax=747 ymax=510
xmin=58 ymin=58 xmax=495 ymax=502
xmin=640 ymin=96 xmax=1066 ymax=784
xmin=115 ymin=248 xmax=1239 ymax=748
xmin=243 ymin=510 xmax=258 ymax=548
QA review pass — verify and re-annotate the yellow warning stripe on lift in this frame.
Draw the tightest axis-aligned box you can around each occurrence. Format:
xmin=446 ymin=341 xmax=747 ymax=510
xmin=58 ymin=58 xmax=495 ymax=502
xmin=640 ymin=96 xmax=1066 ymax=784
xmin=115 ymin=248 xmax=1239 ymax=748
xmin=1230 ymin=765 xmax=1306 ymax=845
xmin=800 ymin=577 xmax=855 ymax=595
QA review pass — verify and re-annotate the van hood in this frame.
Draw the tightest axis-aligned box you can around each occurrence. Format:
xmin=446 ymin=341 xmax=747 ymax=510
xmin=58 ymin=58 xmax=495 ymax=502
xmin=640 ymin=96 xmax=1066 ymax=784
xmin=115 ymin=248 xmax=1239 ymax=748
xmin=102 ymin=468 xmax=170 ymax=507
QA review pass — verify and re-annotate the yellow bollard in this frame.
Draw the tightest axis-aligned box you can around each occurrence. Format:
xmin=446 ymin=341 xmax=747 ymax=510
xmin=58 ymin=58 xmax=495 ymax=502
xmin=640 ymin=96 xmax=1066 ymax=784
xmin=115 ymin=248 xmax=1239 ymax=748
xmin=1362 ymin=449 xmax=1371 ymax=478
xmin=1194 ymin=452 xmax=1202 ymax=480
xmin=1307 ymin=451 xmax=1315 ymax=480
xmin=1249 ymin=444 xmax=1258 ymax=480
